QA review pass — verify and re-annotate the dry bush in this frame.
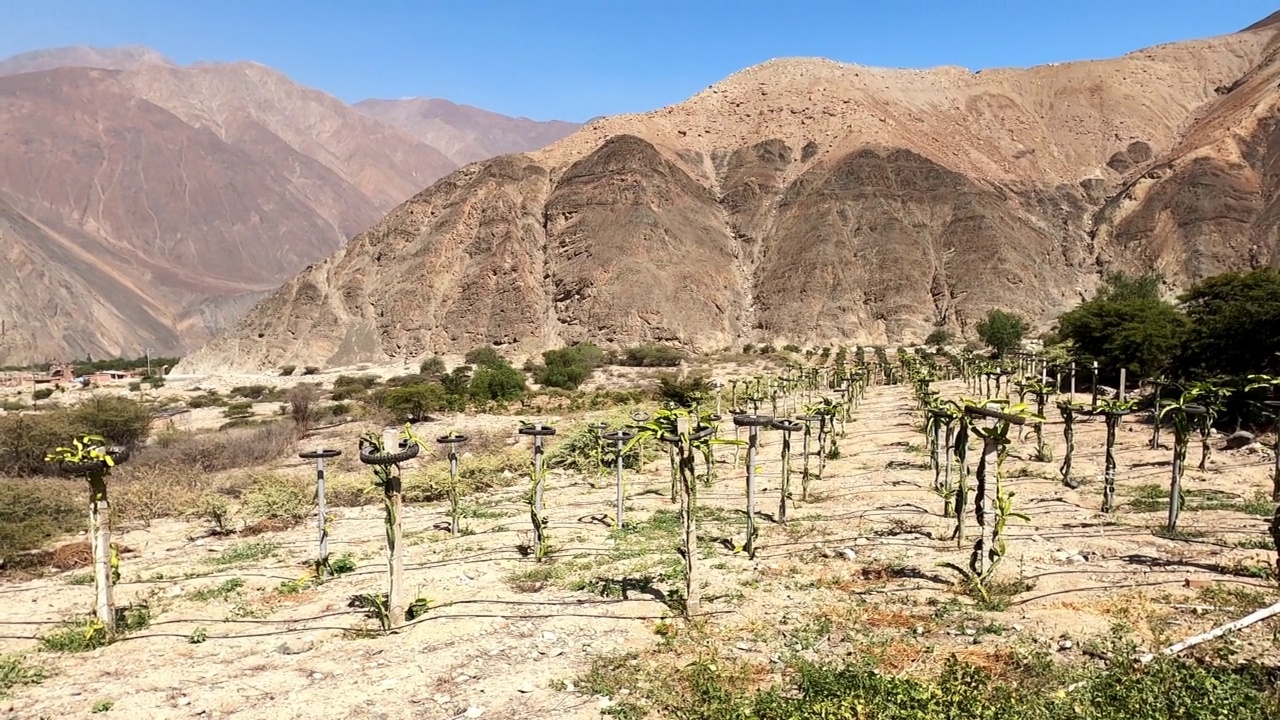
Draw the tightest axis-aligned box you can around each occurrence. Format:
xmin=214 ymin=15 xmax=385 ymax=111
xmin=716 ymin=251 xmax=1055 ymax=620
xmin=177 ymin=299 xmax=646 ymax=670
xmin=112 ymin=465 xmax=201 ymax=528
xmin=240 ymin=472 xmax=314 ymax=522
xmin=239 ymin=517 xmax=301 ymax=537
xmin=402 ymin=448 xmax=524 ymax=503
xmin=133 ymin=421 xmax=297 ymax=474
xmin=323 ymin=471 xmax=375 ymax=507
xmin=0 ymin=476 xmax=83 ymax=560
xmin=287 ymin=383 xmax=324 ymax=429
xmin=324 ymin=448 xmax=524 ymax=507
xmin=189 ymin=493 xmax=235 ymax=535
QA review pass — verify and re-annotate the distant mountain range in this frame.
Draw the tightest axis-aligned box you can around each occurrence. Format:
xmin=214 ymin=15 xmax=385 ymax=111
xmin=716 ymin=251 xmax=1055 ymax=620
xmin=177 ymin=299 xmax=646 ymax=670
xmin=0 ymin=46 xmax=579 ymax=365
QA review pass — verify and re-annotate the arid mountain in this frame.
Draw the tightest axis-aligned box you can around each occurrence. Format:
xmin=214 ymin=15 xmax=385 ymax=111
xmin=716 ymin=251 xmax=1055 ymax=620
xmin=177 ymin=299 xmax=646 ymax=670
xmin=0 ymin=46 xmax=564 ymax=365
xmin=355 ymin=97 xmax=580 ymax=165
xmin=175 ymin=17 xmax=1280 ymax=373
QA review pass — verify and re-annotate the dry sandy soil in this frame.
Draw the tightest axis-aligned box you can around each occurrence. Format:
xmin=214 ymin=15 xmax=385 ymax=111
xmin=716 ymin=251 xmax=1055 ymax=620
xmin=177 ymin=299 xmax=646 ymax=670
xmin=2 ymin=378 xmax=1278 ymax=719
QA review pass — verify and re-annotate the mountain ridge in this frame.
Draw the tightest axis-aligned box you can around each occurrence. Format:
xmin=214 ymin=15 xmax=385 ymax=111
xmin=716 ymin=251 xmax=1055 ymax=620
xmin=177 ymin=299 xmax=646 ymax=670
xmin=0 ymin=45 xmax=579 ymax=365
xmin=177 ymin=19 xmax=1280 ymax=373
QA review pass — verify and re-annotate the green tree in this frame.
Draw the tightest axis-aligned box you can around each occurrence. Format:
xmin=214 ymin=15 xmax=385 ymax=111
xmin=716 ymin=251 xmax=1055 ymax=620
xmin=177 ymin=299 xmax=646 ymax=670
xmin=419 ymin=356 xmax=446 ymax=378
xmin=975 ymin=310 xmax=1029 ymax=357
xmin=380 ymin=384 xmax=447 ymax=421
xmin=464 ymin=346 xmax=505 ymax=369
xmin=469 ymin=363 xmax=526 ymax=402
xmin=535 ymin=342 xmax=606 ymax=390
xmin=1056 ymin=272 xmax=1187 ymax=379
xmin=1178 ymin=268 xmax=1280 ymax=377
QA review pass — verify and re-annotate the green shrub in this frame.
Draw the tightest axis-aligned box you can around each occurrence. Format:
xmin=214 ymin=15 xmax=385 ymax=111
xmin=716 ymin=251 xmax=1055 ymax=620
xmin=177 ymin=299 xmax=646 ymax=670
xmin=535 ymin=342 xmax=607 ymax=390
xmin=379 ymin=383 xmax=448 ymax=421
xmin=302 ymin=366 xmax=320 ymax=376
xmin=69 ymin=395 xmax=151 ymax=449
xmin=419 ymin=356 xmax=447 ymax=377
xmin=0 ymin=477 xmax=83 ymax=558
xmin=657 ymin=373 xmax=712 ymax=408
xmin=0 ymin=396 xmax=150 ymax=476
xmin=782 ymin=344 xmax=802 ymax=353
xmin=223 ymin=401 xmax=254 ymax=419
xmin=31 ymin=388 xmax=53 ymax=401
xmin=621 ymin=343 xmax=685 ymax=367
xmin=977 ymin=309 xmax=1030 ymax=357
xmin=0 ymin=653 xmax=46 ymax=697
xmin=464 ymin=346 xmax=506 ymax=369
xmin=228 ymin=385 xmax=278 ymax=401
xmin=186 ymin=392 xmax=225 ymax=409
xmin=333 ymin=374 xmax=380 ymax=391
xmin=469 ymin=363 xmax=526 ymax=402
xmin=242 ymin=474 xmax=313 ymax=521
xmin=925 ymin=328 xmax=952 ymax=345
xmin=586 ymin=652 xmax=1280 ymax=720
xmin=279 ymin=365 xmax=296 ymax=377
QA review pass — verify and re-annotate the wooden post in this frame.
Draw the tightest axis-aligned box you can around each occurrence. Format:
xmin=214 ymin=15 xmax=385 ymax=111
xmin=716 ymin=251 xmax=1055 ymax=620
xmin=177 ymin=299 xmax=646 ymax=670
xmin=88 ymin=477 xmax=115 ymax=633
xmin=1118 ymin=368 xmax=1127 ymax=401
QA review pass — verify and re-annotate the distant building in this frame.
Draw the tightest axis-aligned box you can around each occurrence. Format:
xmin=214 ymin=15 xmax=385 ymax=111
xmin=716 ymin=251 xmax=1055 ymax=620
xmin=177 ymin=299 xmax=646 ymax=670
xmin=150 ymin=408 xmax=192 ymax=434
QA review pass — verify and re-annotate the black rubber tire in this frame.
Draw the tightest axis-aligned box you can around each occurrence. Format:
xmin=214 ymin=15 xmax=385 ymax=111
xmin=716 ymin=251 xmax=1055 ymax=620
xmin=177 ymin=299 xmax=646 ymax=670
xmin=1183 ymin=404 xmax=1207 ymax=416
xmin=359 ymin=442 xmax=421 ymax=466
xmin=630 ymin=412 xmax=650 ymax=423
xmin=518 ymin=424 xmax=557 ymax=437
xmin=299 ymin=449 xmax=342 ymax=460
xmin=659 ymin=426 xmax=715 ymax=444
xmin=733 ymin=414 xmax=776 ymax=428
xmin=603 ymin=430 xmax=636 ymax=443
xmin=1266 ymin=401 xmax=1280 ymax=410
xmin=706 ymin=414 xmax=723 ymax=423
xmin=59 ymin=459 xmax=108 ymax=475
xmin=926 ymin=408 xmax=951 ymax=420
xmin=58 ymin=446 xmax=129 ymax=475
xmin=436 ymin=435 xmax=469 ymax=445
xmin=963 ymin=405 xmax=1028 ymax=425
xmin=771 ymin=419 xmax=805 ymax=433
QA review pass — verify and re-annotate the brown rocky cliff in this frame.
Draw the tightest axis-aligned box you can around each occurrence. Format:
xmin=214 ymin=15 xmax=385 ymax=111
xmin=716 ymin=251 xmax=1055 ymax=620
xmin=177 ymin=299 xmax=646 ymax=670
xmin=181 ymin=21 xmax=1280 ymax=372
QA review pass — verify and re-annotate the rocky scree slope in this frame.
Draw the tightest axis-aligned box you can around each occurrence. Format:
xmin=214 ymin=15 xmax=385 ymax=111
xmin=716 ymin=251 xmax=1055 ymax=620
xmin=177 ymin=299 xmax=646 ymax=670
xmin=180 ymin=21 xmax=1280 ymax=372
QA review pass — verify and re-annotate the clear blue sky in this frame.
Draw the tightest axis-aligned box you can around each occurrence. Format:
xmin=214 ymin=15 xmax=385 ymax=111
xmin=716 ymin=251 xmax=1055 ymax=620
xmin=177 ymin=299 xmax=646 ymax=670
xmin=1 ymin=1 xmax=1277 ymax=122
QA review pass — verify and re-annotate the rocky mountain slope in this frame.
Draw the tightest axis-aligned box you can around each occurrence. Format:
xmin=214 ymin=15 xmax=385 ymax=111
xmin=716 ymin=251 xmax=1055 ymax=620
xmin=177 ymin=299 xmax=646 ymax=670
xmin=178 ymin=17 xmax=1280 ymax=372
xmin=0 ymin=47 xmax=574 ymax=365
xmin=355 ymin=97 xmax=579 ymax=165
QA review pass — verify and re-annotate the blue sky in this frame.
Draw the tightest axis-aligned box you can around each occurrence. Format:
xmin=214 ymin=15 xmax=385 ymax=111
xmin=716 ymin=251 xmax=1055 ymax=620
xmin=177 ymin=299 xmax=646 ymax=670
xmin=1 ymin=1 xmax=1277 ymax=122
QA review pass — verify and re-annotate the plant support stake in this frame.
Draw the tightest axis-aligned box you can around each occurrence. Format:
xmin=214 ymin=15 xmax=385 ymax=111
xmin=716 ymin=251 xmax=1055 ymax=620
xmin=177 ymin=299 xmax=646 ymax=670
xmin=436 ymin=433 xmax=468 ymax=537
xmin=298 ymin=448 xmax=342 ymax=576
xmin=519 ymin=423 xmax=557 ymax=560
xmin=603 ymin=429 xmax=636 ymax=528
xmin=733 ymin=413 xmax=774 ymax=559
xmin=359 ymin=427 xmax=420 ymax=629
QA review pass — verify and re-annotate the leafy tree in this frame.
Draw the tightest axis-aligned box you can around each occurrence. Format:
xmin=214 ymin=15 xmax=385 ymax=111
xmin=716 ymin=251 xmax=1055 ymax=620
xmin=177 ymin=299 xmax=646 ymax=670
xmin=975 ymin=309 xmax=1029 ymax=357
xmin=464 ymin=346 xmax=505 ymax=369
xmin=380 ymin=384 xmax=447 ymax=421
xmin=657 ymin=374 xmax=712 ymax=408
xmin=535 ymin=342 xmax=606 ymax=390
xmin=469 ymin=363 xmax=526 ymax=402
xmin=419 ymin=356 xmax=446 ymax=378
xmin=1178 ymin=268 xmax=1280 ymax=377
xmin=1056 ymin=273 xmax=1187 ymax=378
xmin=925 ymin=329 xmax=952 ymax=346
